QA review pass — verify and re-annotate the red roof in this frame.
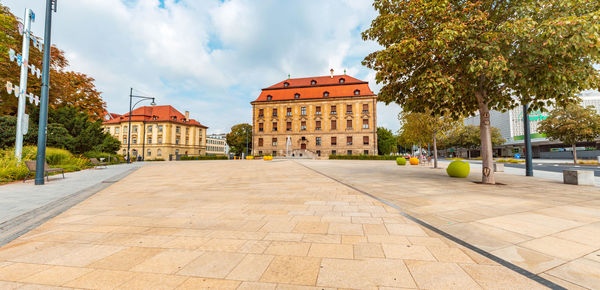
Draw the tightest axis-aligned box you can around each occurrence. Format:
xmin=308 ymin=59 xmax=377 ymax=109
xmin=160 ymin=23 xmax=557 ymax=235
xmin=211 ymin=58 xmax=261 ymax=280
xmin=253 ymin=75 xmax=375 ymax=102
xmin=103 ymin=105 xmax=208 ymax=128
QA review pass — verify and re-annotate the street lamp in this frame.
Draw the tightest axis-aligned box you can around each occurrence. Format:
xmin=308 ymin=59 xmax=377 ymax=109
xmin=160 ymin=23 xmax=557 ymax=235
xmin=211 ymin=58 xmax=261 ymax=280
xmin=127 ymin=88 xmax=155 ymax=163
xmin=245 ymin=129 xmax=249 ymax=157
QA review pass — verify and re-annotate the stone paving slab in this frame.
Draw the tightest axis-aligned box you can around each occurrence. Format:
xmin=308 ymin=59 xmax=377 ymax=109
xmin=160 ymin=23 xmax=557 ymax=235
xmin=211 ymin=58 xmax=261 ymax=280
xmin=0 ymin=160 xmax=550 ymax=289
xmin=298 ymin=159 xmax=600 ymax=289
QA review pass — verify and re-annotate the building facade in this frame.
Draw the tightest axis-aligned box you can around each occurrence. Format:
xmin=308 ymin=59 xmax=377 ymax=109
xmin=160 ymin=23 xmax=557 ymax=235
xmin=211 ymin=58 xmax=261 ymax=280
xmin=251 ymin=74 xmax=377 ymax=157
xmin=464 ymin=92 xmax=600 ymax=158
xmin=206 ymin=134 xmax=228 ymax=155
xmin=103 ymin=105 xmax=208 ymax=160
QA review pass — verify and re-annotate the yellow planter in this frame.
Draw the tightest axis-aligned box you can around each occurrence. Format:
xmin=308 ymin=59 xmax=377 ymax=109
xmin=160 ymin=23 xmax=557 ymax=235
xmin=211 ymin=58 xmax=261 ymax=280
xmin=409 ymin=157 xmax=419 ymax=165
xmin=264 ymin=156 xmax=273 ymax=161
xmin=246 ymin=156 xmax=254 ymax=160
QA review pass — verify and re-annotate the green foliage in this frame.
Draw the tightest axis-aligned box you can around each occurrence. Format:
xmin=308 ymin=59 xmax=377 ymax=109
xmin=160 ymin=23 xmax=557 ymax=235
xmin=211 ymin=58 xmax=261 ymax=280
xmin=180 ymin=155 xmax=228 ymax=161
xmin=328 ymin=155 xmax=397 ymax=160
xmin=146 ymin=158 xmax=165 ymax=162
xmin=539 ymin=103 xmax=600 ymax=147
xmin=226 ymin=123 xmax=252 ymax=154
xmin=446 ymin=161 xmax=470 ymax=178
xmin=377 ymin=127 xmax=397 ymax=155
xmin=83 ymin=151 xmax=122 ymax=164
xmin=496 ymin=158 xmax=526 ymax=163
xmin=446 ymin=125 xmax=505 ymax=150
xmin=396 ymin=157 xmax=407 ymax=166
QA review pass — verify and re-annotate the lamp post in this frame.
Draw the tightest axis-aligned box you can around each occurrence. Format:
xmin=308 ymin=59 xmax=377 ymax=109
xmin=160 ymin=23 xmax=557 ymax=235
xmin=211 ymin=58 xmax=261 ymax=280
xmin=127 ymin=88 xmax=155 ymax=163
xmin=523 ymin=103 xmax=533 ymax=176
xmin=245 ymin=129 xmax=249 ymax=157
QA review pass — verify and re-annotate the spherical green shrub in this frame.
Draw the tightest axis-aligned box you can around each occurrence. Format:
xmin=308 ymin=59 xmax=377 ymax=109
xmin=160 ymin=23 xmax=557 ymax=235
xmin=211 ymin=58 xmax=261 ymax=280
xmin=396 ymin=157 xmax=407 ymax=166
xmin=446 ymin=160 xmax=470 ymax=178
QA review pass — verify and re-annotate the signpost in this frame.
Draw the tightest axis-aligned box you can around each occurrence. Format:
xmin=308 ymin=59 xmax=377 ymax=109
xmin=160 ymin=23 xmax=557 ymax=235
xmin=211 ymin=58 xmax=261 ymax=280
xmin=14 ymin=9 xmax=34 ymax=162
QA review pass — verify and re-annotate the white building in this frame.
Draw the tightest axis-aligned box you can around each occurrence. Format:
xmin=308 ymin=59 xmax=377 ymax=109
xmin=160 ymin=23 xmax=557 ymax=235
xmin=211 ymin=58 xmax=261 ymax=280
xmin=206 ymin=134 xmax=228 ymax=155
xmin=464 ymin=92 xmax=600 ymax=159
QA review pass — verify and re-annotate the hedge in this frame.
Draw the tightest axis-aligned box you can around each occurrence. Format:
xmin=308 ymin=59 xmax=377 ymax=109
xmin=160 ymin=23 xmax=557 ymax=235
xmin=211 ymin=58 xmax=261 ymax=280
xmin=180 ymin=155 xmax=228 ymax=161
xmin=328 ymin=155 xmax=398 ymax=160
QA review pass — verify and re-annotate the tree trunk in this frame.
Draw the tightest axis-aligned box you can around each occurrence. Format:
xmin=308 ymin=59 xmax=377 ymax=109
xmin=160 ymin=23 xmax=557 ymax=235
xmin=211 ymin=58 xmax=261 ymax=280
xmin=433 ymin=132 xmax=438 ymax=168
xmin=476 ymin=92 xmax=495 ymax=184
xmin=419 ymin=138 xmax=423 ymax=164
xmin=572 ymin=143 xmax=578 ymax=164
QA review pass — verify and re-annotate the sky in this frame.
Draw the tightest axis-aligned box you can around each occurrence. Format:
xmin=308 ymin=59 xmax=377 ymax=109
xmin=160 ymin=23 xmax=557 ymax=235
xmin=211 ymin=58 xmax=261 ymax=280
xmin=3 ymin=0 xmax=402 ymax=134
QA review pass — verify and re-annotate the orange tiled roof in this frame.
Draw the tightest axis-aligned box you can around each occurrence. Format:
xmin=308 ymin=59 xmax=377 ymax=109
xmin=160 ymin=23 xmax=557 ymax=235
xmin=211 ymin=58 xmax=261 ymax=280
xmin=103 ymin=105 xmax=208 ymax=128
xmin=252 ymin=75 xmax=376 ymax=103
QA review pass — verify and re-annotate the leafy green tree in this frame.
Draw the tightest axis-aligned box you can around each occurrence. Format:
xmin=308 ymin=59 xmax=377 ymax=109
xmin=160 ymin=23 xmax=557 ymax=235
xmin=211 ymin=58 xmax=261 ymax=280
xmin=226 ymin=123 xmax=252 ymax=155
xmin=447 ymin=125 xmax=505 ymax=159
xmin=377 ymin=127 xmax=397 ymax=155
xmin=93 ymin=134 xmax=121 ymax=154
xmin=363 ymin=0 xmax=600 ymax=183
xmin=538 ymin=104 xmax=600 ymax=164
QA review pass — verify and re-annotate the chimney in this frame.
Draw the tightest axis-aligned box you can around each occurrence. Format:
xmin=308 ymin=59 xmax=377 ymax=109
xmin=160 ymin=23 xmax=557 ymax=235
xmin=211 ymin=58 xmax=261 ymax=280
xmin=330 ymin=68 xmax=334 ymax=78
xmin=185 ymin=111 xmax=189 ymax=120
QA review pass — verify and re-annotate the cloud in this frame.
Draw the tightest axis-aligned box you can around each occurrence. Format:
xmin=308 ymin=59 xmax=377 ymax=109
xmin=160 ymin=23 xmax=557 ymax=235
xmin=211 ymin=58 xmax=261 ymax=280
xmin=4 ymin=0 xmax=402 ymax=133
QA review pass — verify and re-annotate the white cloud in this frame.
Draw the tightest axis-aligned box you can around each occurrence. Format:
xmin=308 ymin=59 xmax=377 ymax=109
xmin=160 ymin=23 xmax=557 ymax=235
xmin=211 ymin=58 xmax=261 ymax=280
xmin=4 ymin=0 xmax=401 ymax=133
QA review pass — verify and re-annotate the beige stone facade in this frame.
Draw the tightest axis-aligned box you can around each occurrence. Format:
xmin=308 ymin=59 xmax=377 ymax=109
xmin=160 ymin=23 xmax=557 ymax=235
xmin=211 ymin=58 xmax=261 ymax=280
xmin=103 ymin=105 xmax=207 ymax=160
xmin=251 ymin=75 xmax=377 ymax=157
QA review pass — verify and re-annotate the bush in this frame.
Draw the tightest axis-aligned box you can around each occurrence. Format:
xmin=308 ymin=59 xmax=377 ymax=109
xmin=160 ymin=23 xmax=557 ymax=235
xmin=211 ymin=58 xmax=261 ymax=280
xmin=328 ymin=155 xmax=398 ymax=160
xmin=409 ymin=157 xmax=419 ymax=165
xmin=146 ymin=158 xmax=165 ymax=162
xmin=83 ymin=151 xmax=121 ymax=164
xmin=180 ymin=155 xmax=228 ymax=161
xmin=447 ymin=160 xmax=470 ymax=178
xmin=496 ymin=158 xmax=525 ymax=163
xmin=396 ymin=157 xmax=407 ymax=166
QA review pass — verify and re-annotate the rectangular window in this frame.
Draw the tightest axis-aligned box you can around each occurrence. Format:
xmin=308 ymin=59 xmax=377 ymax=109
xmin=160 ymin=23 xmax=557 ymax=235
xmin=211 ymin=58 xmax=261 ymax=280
xmin=331 ymin=120 xmax=337 ymax=130
xmin=115 ymin=127 xmax=120 ymax=134
xmin=286 ymin=122 xmax=292 ymax=131
xmin=133 ymin=126 xmax=138 ymax=133
xmin=186 ymin=127 xmax=189 ymax=135
xmin=272 ymin=138 xmax=278 ymax=146
xmin=132 ymin=137 xmax=137 ymax=144
xmin=147 ymin=150 xmax=152 ymax=156
xmin=176 ymin=137 xmax=180 ymax=145
xmin=347 ymin=136 xmax=353 ymax=145
xmin=301 ymin=121 xmax=306 ymax=130
xmin=158 ymin=137 xmax=162 ymax=144
xmin=286 ymin=107 xmax=292 ymax=116
xmin=363 ymin=119 xmax=369 ymax=129
xmin=364 ymin=150 xmax=369 ymax=155
xmin=273 ymin=122 xmax=278 ymax=131
xmin=363 ymin=136 xmax=369 ymax=145
xmin=176 ymin=126 xmax=181 ymax=134
xmin=147 ymin=125 xmax=152 ymax=133
xmin=315 ymin=106 xmax=321 ymax=115
xmin=362 ymin=104 xmax=369 ymax=113
xmin=348 ymin=150 xmax=352 ymax=155
xmin=316 ymin=137 xmax=321 ymax=146
xmin=124 ymin=126 xmax=128 ymax=133
xmin=259 ymin=108 xmax=264 ymax=117
xmin=272 ymin=108 xmax=278 ymax=117
xmin=147 ymin=137 xmax=152 ymax=144
xmin=259 ymin=151 xmax=263 ymax=155
xmin=315 ymin=120 xmax=321 ymax=130
xmin=259 ymin=123 xmax=264 ymax=132
xmin=330 ymin=105 xmax=337 ymax=115
xmin=347 ymin=104 xmax=353 ymax=114
xmin=258 ymin=138 xmax=264 ymax=146
xmin=332 ymin=150 xmax=336 ymax=155
xmin=158 ymin=125 xmax=163 ymax=133
xmin=347 ymin=119 xmax=353 ymax=129
xmin=301 ymin=107 xmax=307 ymax=116
xmin=316 ymin=150 xmax=321 ymax=156
xmin=123 ymin=137 xmax=127 ymax=143
xmin=272 ymin=151 xmax=277 ymax=156
xmin=185 ymin=137 xmax=189 ymax=145
xmin=331 ymin=137 xmax=337 ymax=146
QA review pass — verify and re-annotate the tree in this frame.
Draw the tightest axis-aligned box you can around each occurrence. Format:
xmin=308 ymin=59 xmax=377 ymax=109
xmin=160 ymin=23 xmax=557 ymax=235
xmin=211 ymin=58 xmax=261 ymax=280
xmin=538 ymin=103 xmax=600 ymax=164
xmin=363 ymin=0 xmax=600 ymax=183
xmin=377 ymin=127 xmax=397 ymax=155
xmin=226 ymin=123 xmax=252 ymax=155
xmin=447 ymin=125 xmax=505 ymax=159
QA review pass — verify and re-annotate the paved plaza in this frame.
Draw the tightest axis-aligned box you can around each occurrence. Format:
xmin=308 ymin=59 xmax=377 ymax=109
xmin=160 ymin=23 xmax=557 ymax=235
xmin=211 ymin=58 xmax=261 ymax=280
xmin=0 ymin=160 xmax=597 ymax=289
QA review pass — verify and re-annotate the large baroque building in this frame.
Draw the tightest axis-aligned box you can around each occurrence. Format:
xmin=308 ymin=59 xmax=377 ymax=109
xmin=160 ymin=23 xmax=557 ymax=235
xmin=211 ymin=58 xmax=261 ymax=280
xmin=251 ymin=73 xmax=377 ymax=157
xmin=103 ymin=105 xmax=208 ymax=160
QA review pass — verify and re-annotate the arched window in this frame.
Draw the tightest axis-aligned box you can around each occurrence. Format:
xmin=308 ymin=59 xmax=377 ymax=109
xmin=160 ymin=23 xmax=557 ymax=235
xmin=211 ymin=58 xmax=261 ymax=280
xmin=267 ymin=95 xmax=272 ymax=101
xmin=157 ymin=149 xmax=162 ymax=156
xmin=311 ymin=80 xmax=317 ymax=85
xmin=284 ymin=82 xmax=289 ymax=88
xmin=354 ymin=89 xmax=360 ymax=95
xmin=147 ymin=149 xmax=152 ymax=156
xmin=339 ymin=78 xmax=345 ymax=84
xmin=294 ymin=93 xmax=300 ymax=99
xmin=323 ymin=91 xmax=330 ymax=97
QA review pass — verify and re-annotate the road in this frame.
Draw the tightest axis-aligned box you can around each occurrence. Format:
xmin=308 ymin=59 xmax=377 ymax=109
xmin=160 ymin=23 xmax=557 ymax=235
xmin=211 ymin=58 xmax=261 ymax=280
xmin=463 ymin=159 xmax=600 ymax=176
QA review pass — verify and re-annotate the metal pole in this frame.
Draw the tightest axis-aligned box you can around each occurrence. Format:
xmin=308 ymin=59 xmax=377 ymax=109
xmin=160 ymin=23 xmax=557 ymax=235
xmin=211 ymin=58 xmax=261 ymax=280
xmin=127 ymin=88 xmax=132 ymax=163
xmin=15 ymin=8 xmax=33 ymax=162
xmin=245 ymin=129 xmax=249 ymax=156
xmin=142 ymin=121 xmax=146 ymax=161
xmin=523 ymin=103 xmax=533 ymax=176
xmin=34 ymin=1 xmax=54 ymax=185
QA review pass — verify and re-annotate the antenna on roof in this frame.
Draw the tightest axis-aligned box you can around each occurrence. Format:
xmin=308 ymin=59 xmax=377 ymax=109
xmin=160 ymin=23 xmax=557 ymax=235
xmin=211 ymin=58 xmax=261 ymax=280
xmin=287 ymin=73 xmax=290 ymax=79
xmin=344 ymin=69 xmax=346 ymax=75
xmin=330 ymin=68 xmax=334 ymax=78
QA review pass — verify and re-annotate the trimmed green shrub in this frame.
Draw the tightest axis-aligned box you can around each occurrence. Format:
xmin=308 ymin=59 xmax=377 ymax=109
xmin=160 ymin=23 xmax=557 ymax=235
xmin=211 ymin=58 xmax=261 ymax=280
xmin=329 ymin=155 xmax=398 ymax=160
xmin=396 ymin=157 xmax=407 ymax=166
xmin=446 ymin=160 xmax=470 ymax=178
xmin=180 ymin=155 xmax=228 ymax=161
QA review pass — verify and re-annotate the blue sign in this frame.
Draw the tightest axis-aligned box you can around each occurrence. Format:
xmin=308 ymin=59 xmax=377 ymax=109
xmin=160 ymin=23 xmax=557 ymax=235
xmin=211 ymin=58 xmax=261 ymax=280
xmin=514 ymin=153 xmax=521 ymax=159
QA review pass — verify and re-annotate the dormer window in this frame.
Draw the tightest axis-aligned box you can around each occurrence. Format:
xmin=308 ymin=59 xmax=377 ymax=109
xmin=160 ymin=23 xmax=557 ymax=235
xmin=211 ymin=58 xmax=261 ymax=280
xmin=339 ymin=78 xmax=345 ymax=84
xmin=323 ymin=91 xmax=329 ymax=97
xmin=294 ymin=93 xmax=300 ymax=99
xmin=284 ymin=82 xmax=289 ymax=88
xmin=267 ymin=95 xmax=272 ymax=101
xmin=354 ymin=89 xmax=360 ymax=95
xmin=311 ymin=80 xmax=317 ymax=85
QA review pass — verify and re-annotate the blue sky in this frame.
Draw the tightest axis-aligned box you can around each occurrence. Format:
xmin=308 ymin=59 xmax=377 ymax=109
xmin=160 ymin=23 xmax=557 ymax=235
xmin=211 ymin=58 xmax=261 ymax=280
xmin=4 ymin=0 xmax=402 ymax=133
